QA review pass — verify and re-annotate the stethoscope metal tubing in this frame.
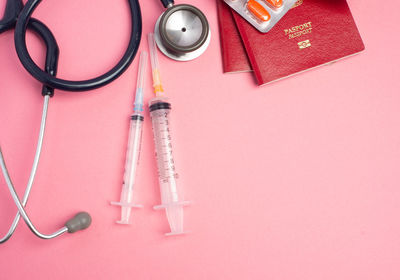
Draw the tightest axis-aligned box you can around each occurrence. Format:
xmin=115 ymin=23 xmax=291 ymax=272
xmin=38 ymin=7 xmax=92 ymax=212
xmin=0 ymin=96 xmax=69 ymax=240
xmin=0 ymin=95 xmax=49 ymax=242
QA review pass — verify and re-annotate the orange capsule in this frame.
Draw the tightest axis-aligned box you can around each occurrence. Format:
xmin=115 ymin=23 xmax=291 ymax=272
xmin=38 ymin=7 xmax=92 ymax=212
xmin=247 ymin=0 xmax=271 ymax=22
xmin=263 ymin=0 xmax=283 ymax=9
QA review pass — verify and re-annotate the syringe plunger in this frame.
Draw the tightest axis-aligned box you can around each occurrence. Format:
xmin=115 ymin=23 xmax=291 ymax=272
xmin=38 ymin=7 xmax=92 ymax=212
xmin=111 ymin=51 xmax=147 ymax=224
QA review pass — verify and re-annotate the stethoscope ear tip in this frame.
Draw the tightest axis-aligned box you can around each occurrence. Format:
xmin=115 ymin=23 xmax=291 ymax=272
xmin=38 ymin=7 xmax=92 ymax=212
xmin=65 ymin=212 xmax=92 ymax=233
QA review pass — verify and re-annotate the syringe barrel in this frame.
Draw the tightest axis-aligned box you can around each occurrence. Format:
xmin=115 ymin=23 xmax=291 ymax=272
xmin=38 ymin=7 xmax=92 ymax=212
xmin=120 ymin=115 xmax=144 ymax=204
xmin=149 ymin=98 xmax=181 ymax=205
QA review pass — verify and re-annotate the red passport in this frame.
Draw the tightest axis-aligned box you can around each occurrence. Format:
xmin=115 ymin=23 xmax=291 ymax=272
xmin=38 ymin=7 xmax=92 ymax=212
xmin=232 ymin=0 xmax=365 ymax=85
xmin=217 ymin=0 xmax=252 ymax=73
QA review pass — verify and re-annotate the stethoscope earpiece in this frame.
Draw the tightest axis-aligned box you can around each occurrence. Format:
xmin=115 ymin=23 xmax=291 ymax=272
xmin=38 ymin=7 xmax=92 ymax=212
xmin=65 ymin=212 xmax=92 ymax=233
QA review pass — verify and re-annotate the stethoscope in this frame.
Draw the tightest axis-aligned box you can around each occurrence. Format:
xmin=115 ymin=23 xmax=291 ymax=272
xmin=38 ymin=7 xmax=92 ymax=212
xmin=0 ymin=0 xmax=209 ymax=243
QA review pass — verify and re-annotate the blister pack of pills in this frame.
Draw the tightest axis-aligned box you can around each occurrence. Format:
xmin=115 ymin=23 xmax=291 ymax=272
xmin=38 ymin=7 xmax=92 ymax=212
xmin=224 ymin=0 xmax=298 ymax=33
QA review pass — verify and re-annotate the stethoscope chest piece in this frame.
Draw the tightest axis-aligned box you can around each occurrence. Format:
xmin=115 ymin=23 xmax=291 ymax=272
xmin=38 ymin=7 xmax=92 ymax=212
xmin=155 ymin=4 xmax=211 ymax=61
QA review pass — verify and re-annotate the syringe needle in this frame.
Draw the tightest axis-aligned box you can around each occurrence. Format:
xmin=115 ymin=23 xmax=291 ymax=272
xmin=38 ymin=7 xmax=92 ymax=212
xmin=148 ymin=33 xmax=164 ymax=97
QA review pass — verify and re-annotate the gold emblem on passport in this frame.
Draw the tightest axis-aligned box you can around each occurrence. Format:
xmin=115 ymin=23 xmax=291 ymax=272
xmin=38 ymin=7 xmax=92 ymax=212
xmin=298 ymin=40 xmax=311 ymax=49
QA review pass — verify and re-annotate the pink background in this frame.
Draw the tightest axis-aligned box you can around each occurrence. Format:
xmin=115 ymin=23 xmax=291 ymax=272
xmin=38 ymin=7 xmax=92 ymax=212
xmin=1 ymin=0 xmax=399 ymax=279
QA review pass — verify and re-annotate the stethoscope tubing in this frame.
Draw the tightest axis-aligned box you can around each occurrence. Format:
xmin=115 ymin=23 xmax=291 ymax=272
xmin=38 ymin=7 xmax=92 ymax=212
xmin=14 ymin=0 xmax=142 ymax=92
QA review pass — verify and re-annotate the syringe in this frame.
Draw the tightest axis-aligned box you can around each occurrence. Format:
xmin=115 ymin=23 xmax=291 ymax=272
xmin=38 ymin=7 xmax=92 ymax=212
xmin=148 ymin=33 xmax=190 ymax=236
xmin=111 ymin=51 xmax=147 ymax=224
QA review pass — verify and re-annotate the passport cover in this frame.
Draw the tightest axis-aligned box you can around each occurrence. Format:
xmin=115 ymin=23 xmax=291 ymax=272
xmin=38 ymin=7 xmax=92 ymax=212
xmin=217 ymin=0 xmax=252 ymax=73
xmin=233 ymin=0 xmax=365 ymax=85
